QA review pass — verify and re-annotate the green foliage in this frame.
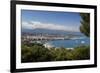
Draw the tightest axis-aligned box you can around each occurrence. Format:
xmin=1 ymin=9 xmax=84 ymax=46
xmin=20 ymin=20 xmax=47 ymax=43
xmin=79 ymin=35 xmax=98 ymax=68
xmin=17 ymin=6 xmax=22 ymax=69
xmin=71 ymin=45 xmax=90 ymax=60
xmin=53 ymin=48 xmax=68 ymax=61
xmin=21 ymin=43 xmax=55 ymax=62
xmin=80 ymin=13 xmax=90 ymax=37
xmin=21 ymin=43 xmax=90 ymax=63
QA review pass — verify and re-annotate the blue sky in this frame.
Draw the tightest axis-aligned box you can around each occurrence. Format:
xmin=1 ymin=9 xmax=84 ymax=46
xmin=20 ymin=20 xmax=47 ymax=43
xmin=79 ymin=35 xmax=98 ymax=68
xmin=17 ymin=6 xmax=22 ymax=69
xmin=21 ymin=10 xmax=81 ymax=32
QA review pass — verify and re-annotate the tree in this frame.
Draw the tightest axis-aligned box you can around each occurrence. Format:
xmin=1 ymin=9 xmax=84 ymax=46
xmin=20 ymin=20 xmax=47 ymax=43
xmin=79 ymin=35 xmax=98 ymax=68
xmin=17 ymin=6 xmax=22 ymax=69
xmin=21 ymin=43 xmax=55 ymax=62
xmin=73 ymin=46 xmax=90 ymax=60
xmin=80 ymin=13 xmax=90 ymax=37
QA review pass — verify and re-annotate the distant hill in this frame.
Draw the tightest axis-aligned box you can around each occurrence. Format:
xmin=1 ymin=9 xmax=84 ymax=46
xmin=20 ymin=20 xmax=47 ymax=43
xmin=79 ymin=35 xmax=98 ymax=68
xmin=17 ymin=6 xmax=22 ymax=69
xmin=21 ymin=28 xmax=84 ymax=36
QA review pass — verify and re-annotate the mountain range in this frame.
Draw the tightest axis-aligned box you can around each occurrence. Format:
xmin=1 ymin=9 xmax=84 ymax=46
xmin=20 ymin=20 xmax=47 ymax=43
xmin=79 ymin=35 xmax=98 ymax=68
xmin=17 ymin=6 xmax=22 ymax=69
xmin=22 ymin=28 xmax=84 ymax=36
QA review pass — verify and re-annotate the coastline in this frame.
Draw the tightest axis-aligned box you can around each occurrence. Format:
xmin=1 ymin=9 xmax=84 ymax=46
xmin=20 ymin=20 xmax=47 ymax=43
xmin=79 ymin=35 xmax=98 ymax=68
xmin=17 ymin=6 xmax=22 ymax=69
xmin=43 ymin=42 xmax=74 ymax=50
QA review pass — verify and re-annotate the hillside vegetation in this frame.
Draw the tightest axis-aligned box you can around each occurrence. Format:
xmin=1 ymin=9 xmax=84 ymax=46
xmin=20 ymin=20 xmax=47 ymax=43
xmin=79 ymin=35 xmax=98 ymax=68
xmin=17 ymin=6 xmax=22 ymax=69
xmin=21 ymin=43 xmax=90 ymax=63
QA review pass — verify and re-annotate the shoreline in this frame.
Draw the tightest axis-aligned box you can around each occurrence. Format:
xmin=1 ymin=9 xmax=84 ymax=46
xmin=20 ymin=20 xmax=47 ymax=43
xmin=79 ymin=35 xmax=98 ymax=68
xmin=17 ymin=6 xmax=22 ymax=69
xmin=43 ymin=42 xmax=74 ymax=50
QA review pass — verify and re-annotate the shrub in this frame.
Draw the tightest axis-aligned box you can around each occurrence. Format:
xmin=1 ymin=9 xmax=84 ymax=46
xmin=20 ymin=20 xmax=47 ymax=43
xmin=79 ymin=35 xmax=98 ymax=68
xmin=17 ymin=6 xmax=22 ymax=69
xmin=21 ymin=43 xmax=90 ymax=63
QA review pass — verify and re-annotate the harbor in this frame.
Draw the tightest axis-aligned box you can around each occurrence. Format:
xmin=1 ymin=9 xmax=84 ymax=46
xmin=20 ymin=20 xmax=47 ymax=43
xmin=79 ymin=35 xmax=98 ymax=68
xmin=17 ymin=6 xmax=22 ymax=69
xmin=21 ymin=34 xmax=90 ymax=49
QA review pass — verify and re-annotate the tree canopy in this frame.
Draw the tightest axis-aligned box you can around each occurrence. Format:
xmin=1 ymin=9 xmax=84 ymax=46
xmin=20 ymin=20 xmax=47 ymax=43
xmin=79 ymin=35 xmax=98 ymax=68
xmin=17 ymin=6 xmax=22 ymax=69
xmin=80 ymin=13 xmax=90 ymax=37
xmin=21 ymin=43 xmax=90 ymax=63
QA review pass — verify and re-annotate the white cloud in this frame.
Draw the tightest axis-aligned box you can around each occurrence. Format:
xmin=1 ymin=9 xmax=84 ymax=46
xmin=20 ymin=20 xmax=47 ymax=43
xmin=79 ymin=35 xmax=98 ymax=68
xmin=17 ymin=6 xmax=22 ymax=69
xmin=22 ymin=21 xmax=79 ymax=32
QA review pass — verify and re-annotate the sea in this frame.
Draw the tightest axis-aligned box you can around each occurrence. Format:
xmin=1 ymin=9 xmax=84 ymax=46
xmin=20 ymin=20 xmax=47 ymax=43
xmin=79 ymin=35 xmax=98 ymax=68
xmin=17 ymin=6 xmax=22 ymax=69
xmin=44 ymin=37 xmax=90 ymax=48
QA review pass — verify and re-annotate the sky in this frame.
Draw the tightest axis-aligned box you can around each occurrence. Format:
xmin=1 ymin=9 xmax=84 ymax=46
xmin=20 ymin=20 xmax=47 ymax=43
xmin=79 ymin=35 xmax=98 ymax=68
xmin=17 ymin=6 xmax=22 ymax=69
xmin=21 ymin=10 xmax=81 ymax=32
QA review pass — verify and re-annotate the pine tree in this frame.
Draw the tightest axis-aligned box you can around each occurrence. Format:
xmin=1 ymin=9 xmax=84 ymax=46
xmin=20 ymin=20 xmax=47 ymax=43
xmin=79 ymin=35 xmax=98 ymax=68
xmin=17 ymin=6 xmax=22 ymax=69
xmin=80 ymin=13 xmax=90 ymax=37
